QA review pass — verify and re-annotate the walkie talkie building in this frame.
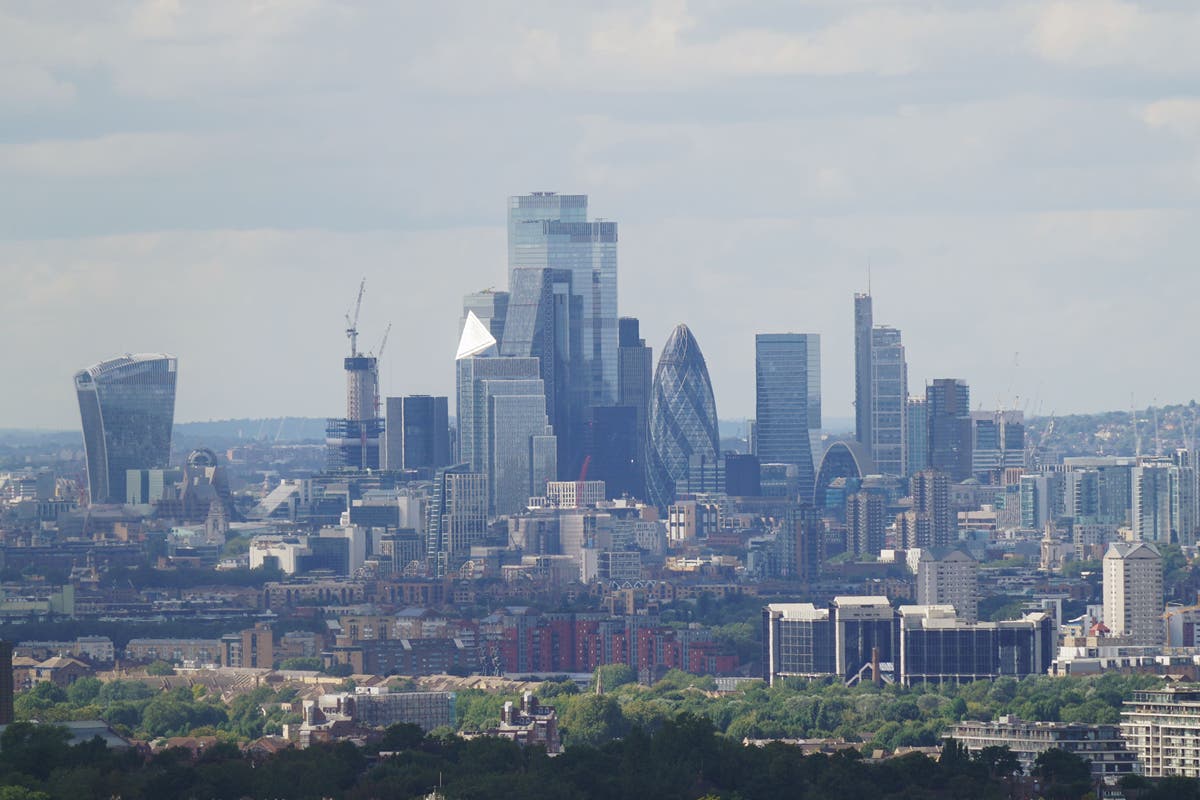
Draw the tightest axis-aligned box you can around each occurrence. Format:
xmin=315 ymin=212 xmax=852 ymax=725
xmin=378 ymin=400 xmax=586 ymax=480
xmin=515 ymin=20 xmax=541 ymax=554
xmin=74 ymin=354 xmax=178 ymax=504
xmin=646 ymin=324 xmax=719 ymax=509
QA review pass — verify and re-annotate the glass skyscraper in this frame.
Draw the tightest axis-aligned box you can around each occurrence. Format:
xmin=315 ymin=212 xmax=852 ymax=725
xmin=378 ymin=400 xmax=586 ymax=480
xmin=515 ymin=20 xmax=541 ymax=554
xmin=647 ymin=324 xmax=720 ymax=509
xmin=755 ymin=333 xmax=821 ymax=502
xmin=927 ymin=378 xmax=972 ymax=481
xmin=500 ymin=267 xmax=581 ymax=475
xmin=508 ymin=193 xmax=618 ymax=406
xmin=74 ymin=353 xmax=178 ymax=505
xmin=384 ymin=395 xmax=450 ymax=472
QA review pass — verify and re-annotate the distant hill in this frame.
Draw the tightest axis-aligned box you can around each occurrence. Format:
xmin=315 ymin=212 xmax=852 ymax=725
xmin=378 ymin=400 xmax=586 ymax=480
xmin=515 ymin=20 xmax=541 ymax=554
xmin=174 ymin=417 xmax=328 ymax=443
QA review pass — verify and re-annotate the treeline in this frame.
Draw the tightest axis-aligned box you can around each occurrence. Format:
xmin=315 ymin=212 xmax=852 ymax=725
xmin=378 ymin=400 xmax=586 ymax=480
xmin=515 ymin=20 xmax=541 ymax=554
xmin=0 ymin=716 xmax=1197 ymax=800
xmin=455 ymin=668 xmax=1162 ymax=752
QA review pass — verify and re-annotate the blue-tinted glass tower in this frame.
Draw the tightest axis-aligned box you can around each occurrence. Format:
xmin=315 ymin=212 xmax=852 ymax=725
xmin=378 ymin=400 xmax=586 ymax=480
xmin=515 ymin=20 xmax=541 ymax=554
xmin=755 ymin=333 xmax=820 ymax=502
xmin=74 ymin=353 xmax=178 ymax=505
xmin=508 ymin=193 xmax=618 ymax=407
xmin=647 ymin=324 xmax=719 ymax=508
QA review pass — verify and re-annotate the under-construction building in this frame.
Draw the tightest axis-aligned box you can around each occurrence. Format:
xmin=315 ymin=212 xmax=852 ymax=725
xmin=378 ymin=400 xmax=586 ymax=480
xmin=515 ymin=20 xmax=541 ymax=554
xmin=327 ymin=280 xmax=385 ymax=471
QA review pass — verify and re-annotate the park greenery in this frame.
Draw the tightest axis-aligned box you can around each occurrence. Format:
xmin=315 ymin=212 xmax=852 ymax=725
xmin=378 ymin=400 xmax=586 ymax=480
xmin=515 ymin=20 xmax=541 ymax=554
xmin=0 ymin=714 xmax=1197 ymax=800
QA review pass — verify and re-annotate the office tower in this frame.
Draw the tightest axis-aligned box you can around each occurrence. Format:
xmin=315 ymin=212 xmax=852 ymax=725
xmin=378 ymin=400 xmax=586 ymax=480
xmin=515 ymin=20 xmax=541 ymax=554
xmin=74 ymin=353 xmax=178 ymax=505
xmin=927 ymin=378 xmax=972 ymax=481
xmin=899 ymin=470 xmax=953 ymax=549
xmin=1172 ymin=450 xmax=1198 ymax=547
xmin=813 ymin=440 xmax=875 ymax=511
xmin=455 ymin=325 xmax=538 ymax=473
xmin=724 ymin=454 xmax=762 ymax=497
xmin=646 ymin=324 xmax=720 ymax=508
xmin=508 ymin=192 xmax=618 ymax=406
xmin=854 ymin=293 xmax=873 ymax=448
xmin=972 ymin=410 xmax=1026 ymax=481
xmin=1132 ymin=462 xmax=1172 ymax=543
xmin=906 ymin=397 xmax=929 ymax=476
xmin=871 ymin=326 xmax=907 ymax=476
xmin=909 ymin=547 xmax=979 ymax=622
xmin=426 ymin=464 xmax=488 ymax=578
xmin=618 ymin=317 xmax=653 ymax=494
xmin=384 ymin=396 xmax=450 ymax=472
xmin=462 ymin=289 xmax=509 ymax=346
xmin=1103 ymin=541 xmax=1163 ymax=646
xmin=846 ymin=490 xmax=886 ymax=557
xmin=1064 ymin=469 xmax=1100 ymax=519
xmin=456 ymin=320 xmax=555 ymax=515
xmin=1020 ymin=474 xmax=1052 ymax=530
xmin=489 ymin=388 xmax=557 ymax=516
xmin=501 ymin=267 xmax=581 ymax=474
xmin=582 ymin=405 xmax=640 ymax=499
xmin=755 ymin=333 xmax=821 ymax=502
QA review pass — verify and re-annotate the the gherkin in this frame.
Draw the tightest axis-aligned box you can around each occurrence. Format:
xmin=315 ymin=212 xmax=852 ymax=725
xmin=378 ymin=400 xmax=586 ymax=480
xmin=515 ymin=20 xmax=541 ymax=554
xmin=647 ymin=324 xmax=719 ymax=508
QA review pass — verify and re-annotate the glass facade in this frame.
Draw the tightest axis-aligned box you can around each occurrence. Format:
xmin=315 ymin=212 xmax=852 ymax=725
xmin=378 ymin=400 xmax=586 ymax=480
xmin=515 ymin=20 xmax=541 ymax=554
xmin=755 ymin=333 xmax=820 ymax=502
xmin=455 ymin=356 xmax=540 ymax=474
xmin=646 ymin=324 xmax=720 ymax=509
xmin=871 ymin=326 xmax=907 ymax=476
xmin=384 ymin=395 xmax=450 ymax=472
xmin=489 ymin=390 xmax=556 ymax=516
xmin=74 ymin=354 xmax=178 ymax=504
xmin=813 ymin=440 xmax=874 ymax=510
xmin=500 ymin=267 xmax=581 ymax=476
xmin=508 ymin=193 xmax=619 ymax=406
xmin=927 ymin=378 xmax=972 ymax=481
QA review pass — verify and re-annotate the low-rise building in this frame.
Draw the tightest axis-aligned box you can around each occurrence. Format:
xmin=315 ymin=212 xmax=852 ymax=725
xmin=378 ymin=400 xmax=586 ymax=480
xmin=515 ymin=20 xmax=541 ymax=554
xmin=949 ymin=716 xmax=1136 ymax=779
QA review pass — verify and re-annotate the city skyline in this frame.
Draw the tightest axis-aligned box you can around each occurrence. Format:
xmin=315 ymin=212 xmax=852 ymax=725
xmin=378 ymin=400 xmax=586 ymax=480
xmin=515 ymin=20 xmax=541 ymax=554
xmin=4 ymin=2 xmax=1200 ymax=429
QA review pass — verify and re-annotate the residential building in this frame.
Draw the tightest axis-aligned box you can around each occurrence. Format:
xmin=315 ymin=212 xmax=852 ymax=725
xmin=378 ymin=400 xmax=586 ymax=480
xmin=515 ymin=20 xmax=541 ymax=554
xmin=1122 ymin=687 xmax=1200 ymax=777
xmin=1103 ymin=541 xmax=1163 ymax=646
xmin=949 ymin=717 xmax=1135 ymax=780
xmin=908 ymin=547 xmax=978 ymax=622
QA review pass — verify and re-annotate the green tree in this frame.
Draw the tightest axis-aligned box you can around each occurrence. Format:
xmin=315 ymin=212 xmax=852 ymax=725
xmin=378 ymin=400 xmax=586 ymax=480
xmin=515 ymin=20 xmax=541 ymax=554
xmin=145 ymin=660 xmax=175 ymax=676
xmin=559 ymin=694 xmax=627 ymax=747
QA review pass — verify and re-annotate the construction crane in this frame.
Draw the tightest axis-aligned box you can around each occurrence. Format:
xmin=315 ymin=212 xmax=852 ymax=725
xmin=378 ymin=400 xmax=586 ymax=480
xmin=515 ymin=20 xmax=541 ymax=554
xmin=373 ymin=323 xmax=392 ymax=361
xmin=345 ymin=277 xmax=366 ymax=357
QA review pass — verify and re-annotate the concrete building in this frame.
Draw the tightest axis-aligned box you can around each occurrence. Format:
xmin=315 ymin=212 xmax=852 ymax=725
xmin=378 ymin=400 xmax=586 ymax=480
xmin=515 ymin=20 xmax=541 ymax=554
xmin=1103 ymin=541 xmax=1164 ymax=646
xmin=1122 ymin=687 xmax=1200 ymax=777
xmin=908 ymin=547 xmax=979 ymax=623
xmin=949 ymin=717 xmax=1135 ymax=780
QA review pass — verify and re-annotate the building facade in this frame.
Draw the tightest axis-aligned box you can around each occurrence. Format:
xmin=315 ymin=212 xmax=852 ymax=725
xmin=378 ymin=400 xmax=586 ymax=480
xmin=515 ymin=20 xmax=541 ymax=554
xmin=926 ymin=379 xmax=972 ymax=482
xmin=755 ymin=333 xmax=821 ymax=502
xmin=384 ymin=395 xmax=450 ymax=473
xmin=1103 ymin=541 xmax=1163 ymax=646
xmin=75 ymin=354 xmax=178 ymax=504
xmin=647 ymin=324 xmax=720 ymax=509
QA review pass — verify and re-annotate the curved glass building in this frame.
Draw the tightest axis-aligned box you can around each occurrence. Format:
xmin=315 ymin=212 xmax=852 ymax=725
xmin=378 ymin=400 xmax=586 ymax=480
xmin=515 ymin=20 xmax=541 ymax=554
xmin=813 ymin=440 xmax=875 ymax=511
xmin=75 ymin=354 xmax=178 ymax=504
xmin=647 ymin=324 xmax=719 ymax=508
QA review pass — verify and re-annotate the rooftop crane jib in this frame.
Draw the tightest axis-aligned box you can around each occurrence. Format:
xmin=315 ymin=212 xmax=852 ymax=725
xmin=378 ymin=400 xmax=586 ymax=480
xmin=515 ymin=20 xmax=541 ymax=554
xmin=345 ymin=277 xmax=366 ymax=357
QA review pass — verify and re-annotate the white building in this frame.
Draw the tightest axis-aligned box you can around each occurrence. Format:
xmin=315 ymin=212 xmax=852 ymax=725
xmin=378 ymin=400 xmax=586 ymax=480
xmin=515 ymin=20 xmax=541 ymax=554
xmin=908 ymin=547 xmax=979 ymax=623
xmin=1103 ymin=541 xmax=1163 ymax=646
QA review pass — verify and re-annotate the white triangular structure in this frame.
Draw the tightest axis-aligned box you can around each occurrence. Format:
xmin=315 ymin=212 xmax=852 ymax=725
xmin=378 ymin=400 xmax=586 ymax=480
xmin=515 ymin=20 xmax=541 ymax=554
xmin=456 ymin=311 xmax=497 ymax=360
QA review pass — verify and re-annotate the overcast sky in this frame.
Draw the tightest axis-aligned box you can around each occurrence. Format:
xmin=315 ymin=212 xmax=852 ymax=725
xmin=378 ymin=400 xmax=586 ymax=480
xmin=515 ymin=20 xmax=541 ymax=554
xmin=2 ymin=0 xmax=1198 ymax=430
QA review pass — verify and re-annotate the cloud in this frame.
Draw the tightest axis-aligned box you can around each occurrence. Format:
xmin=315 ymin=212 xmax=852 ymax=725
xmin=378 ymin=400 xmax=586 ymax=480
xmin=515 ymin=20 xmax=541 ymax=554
xmin=0 ymin=132 xmax=217 ymax=178
xmin=1143 ymin=98 xmax=1200 ymax=137
xmin=1030 ymin=1 xmax=1200 ymax=73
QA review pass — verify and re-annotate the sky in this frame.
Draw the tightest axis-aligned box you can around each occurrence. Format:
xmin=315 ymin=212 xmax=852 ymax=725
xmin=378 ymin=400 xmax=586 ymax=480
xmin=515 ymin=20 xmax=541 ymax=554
xmin=1 ymin=0 xmax=1198 ymax=430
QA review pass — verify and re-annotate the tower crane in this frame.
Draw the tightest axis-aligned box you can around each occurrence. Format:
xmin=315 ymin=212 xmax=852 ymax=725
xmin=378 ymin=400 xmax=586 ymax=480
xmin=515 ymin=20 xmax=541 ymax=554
xmin=345 ymin=278 xmax=366 ymax=357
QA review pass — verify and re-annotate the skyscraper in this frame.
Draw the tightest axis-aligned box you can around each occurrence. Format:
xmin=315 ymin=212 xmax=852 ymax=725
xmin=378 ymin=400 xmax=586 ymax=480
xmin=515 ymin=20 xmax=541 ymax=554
xmin=647 ymin=324 xmax=720 ymax=509
xmin=462 ymin=289 xmax=509 ymax=346
xmin=75 ymin=353 xmax=178 ymax=505
xmin=618 ymin=317 xmax=653 ymax=495
xmin=500 ymin=267 xmax=580 ymax=473
xmin=508 ymin=192 xmax=618 ymax=406
xmin=1103 ymin=541 xmax=1163 ymax=646
xmin=755 ymin=333 xmax=821 ymax=502
xmin=899 ymin=470 xmax=953 ymax=549
xmin=906 ymin=396 xmax=929 ymax=476
xmin=927 ymin=378 xmax=973 ymax=482
xmin=426 ymin=464 xmax=488 ymax=578
xmin=854 ymin=293 xmax=873 ymax=449
xmin=871 ymin=326 xmax=907 ymax=476
xmin=384 ymin=396 xmax=450 ymax=473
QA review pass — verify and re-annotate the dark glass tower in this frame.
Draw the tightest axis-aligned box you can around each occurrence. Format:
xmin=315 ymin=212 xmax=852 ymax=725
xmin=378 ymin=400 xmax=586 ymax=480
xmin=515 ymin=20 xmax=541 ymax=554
xmin=647 ymin=324 xmax=719 ymax=508
xmin=384 ymin=395 xmax=450 ymax=472
xmin=927 ymin=378 xmax=972 ymax=481
xmin=618 ymin=316 xmax=652 ymax=497
xmin=74 ymin=354 xmax=178 ymax=505
xmin=755 ymin=333 xmax=820 ymax=502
